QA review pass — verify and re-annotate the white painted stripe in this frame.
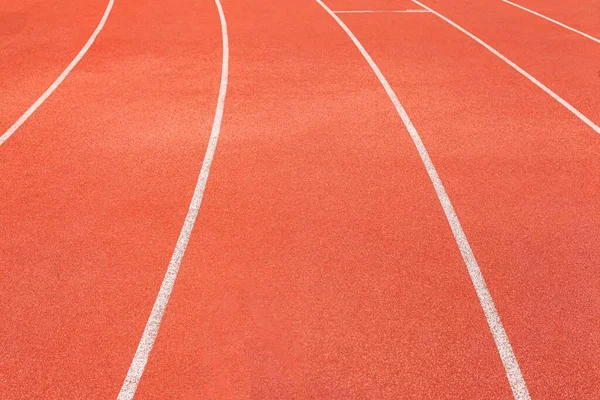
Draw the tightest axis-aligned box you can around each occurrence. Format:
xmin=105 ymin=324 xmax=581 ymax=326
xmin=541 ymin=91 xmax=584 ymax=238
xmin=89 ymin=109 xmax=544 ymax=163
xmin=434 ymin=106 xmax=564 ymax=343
xmin=317 ymin=0 xmax=531 ymax=399
xmin=334 ymin=9 xmax=429 ymax=14
xmin=413 ymin=0 xmax=600 ymax=136
xmin=116 ymin=0 xmax=229 ymax=398
xmin=503 ymin=0 xmax=600 ymax=45
xmin=0 ymin=0 xmax=114 ymax=146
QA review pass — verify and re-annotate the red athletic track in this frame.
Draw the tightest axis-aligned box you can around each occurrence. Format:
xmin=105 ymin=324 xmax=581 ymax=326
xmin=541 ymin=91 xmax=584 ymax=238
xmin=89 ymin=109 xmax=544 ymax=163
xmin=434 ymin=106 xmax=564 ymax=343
xmin=0 ymin=0 xmax=221 ymax=397
xmin=0 ymin=0 xmax=108 ymax=132
xmin=1 ymin=0 xmax=599 ymax=399
xmin=509 ymin=0 xmax=600 ymax=38
xmin=425 ymin=0 xmax=600 ymax=134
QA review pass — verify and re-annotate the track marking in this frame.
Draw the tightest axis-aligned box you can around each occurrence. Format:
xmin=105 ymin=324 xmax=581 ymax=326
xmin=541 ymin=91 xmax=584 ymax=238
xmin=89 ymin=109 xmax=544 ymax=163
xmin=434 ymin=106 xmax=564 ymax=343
xmin=412 ymin=0 xmax=600 ymax=136
xmin=316 ymin=0 xmax=531 ymax=399
xmin=116 ymin=0 xmax=229 ymax=398
xmin=334 ymin=9 xmax=429 ymax=14
xmin=503 ymin=0 xmax=600 ymax=44
xmin=0 ymin=0 xmax=114 ymax=146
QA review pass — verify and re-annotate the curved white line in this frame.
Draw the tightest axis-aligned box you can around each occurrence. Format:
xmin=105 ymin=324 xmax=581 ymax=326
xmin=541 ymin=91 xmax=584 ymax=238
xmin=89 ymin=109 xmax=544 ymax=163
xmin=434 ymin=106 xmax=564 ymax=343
xmin=0 ymin=0 xmax=115 ymax=146
xmin=116 ymin=1 xmax=229 ymax=398
xmin=503 ymin=0 xmax=600 ymax=45
xmin=317 ymin=1 xmax=531 ymax=399
xmin=412 ymin=0 xmax=600 ymax=136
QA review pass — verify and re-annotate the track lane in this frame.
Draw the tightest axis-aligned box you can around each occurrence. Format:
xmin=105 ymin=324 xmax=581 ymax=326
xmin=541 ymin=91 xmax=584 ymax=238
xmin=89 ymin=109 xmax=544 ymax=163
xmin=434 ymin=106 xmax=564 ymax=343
xmin=0 ymin=0 xmax=108 ymax=134
xmin=132 ymin=0 xmax=515 ymax=398
xmin=318 ymin=1 xmax=529 ymax=397
xmin=502 ymin=0 xmax=600 ymax=45
xmin=336 ymin=8 xmax=600 ymax=399
xmin=0 ymin=0 xmax=222 ymax=397
xmin=118 ymin=0 xmax=229 ymax=397
xmin=325 ymin=0 xmax=417 ymax=11
xmin=505 ymin=0 xmax=600 ymax=39
xmin=422 ymin=0 xmax=600 ymax=133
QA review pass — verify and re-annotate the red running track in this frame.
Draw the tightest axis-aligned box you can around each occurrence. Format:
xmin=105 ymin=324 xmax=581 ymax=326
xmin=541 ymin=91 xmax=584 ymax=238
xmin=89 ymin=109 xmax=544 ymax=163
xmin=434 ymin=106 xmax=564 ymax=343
xmin=424 ymin=0 xmax=600 ymax=133
xmin=0 ymin=0 xmax=221 ymax=397
xmin=504 ymin=0 xmax=600 ymax=39
xmin=1 ymin=0 xmax=600 ymax=398
xmin=337 ymin=1 xmax=600 ymax=397
xmin=0 ymin=0 xmax=108 ymax=132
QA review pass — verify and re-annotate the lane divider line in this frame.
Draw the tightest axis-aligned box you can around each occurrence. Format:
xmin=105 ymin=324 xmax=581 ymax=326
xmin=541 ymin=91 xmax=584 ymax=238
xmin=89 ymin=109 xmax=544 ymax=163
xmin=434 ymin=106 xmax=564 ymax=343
xmin=316 ymin=0 xmax=532 ymax=399
xmin=412 ymin=0 xmax=600 ymax=136
xmin=116 ymin=0 xmax=229 ymax=398
xmin=334 ymin=9 xmax=429 ymax=14
xmin=503 ymin=0 xmax=600 ymax=45
xmin=0 ymin=0 xmax=115 ymax=146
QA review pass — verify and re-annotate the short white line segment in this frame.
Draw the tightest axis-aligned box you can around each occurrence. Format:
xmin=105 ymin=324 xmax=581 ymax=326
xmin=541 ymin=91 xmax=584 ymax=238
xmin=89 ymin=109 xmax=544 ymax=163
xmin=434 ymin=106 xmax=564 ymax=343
xmin=503 ymin=0 xmax=600 ymax=44
xmin=116 ymin=0 xmax=229 ymax=398
xmin=412 ymin=0 xmax=600 ymax=136
xmin=334 ymin=9 xmax=429 ymax=14
xmin=317 ymin=0 xmax=531 ymax=399
xmin=0 ymin=0 xmax=115 ymax=146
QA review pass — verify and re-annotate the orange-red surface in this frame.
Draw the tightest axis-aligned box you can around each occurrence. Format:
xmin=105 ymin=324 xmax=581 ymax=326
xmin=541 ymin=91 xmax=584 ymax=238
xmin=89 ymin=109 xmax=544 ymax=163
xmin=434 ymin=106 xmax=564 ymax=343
xmin=0 ymin=0 xmax=221 ymax=397
xmin=1 ymin=0 xmax=600 ymax=398
xmin=509 ymin=0 xmax=600 ymax=38
xmin=134 ymin=1 xmax=512 ymax=398
xmin=0 ymin=0 xmax=107 ymax=132
xmin=339 ymin=2 xmax=600 ymax=397
xmin=426 ymin=0 xmax=600 ymax=127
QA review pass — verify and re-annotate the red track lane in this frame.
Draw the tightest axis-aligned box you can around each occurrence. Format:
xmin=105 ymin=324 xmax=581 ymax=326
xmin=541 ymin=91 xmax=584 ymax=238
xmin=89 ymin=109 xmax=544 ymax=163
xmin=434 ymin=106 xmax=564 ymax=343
xmin=337 ymin=8 xmax=600 ymax=399
xmin=325 ymin=0 xmax=417 ymax=10
xmin=0 ymin=0 xmax=222 ymax=397
xmin=133 ymin=1 xmax=513 ymax=399
xmin=424 ymin=0 xmax=600 ymax=130
xmin=0 ymin=0 xmax=107 ymax=132
xmin=511 ymin=0 xmax=600 ymax=38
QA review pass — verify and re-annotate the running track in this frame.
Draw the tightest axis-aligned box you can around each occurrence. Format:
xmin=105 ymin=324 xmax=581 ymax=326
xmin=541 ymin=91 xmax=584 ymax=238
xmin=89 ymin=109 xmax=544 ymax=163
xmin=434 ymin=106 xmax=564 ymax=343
xmin=1 ymin=0 xmax=599 ymax=398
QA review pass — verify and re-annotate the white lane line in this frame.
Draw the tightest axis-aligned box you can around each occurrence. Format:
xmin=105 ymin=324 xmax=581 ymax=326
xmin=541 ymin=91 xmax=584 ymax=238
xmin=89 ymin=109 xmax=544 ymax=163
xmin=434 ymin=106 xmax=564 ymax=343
xmin=412 ymin=0 xmax=600 ymax=136
xmin=316 ymin=0 xmax=532 ymax=399
xmin=116 ymin=0 xmax=228 ymax=398
xmin=0 ymin=0 xmax=114 ymax=146
xmin=334 ymin=9 xmax=429 ymax=14
xmin=503 ymin=0 xmax=600 ymax=45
